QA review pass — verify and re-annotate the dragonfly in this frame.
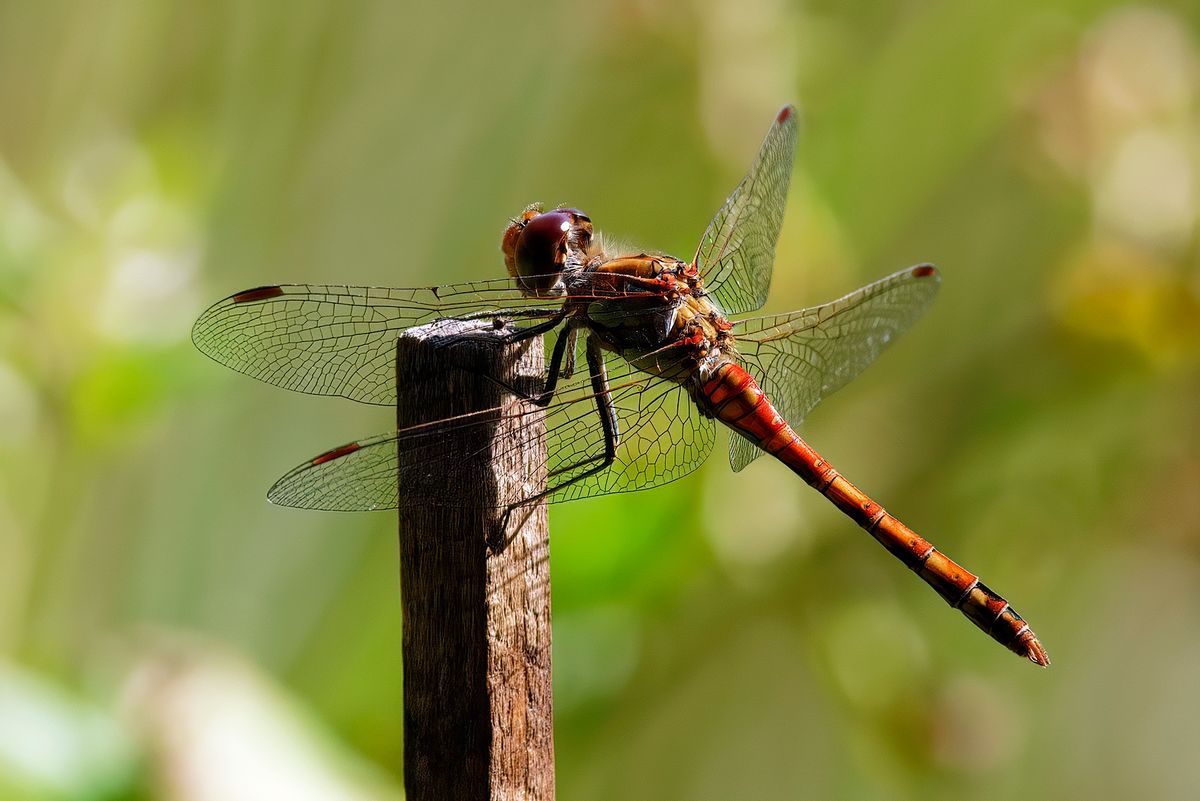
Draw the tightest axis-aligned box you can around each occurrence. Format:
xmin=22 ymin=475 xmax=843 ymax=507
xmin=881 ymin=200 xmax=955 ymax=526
xmin=193 ymin=106 xmax=1048 ymax=667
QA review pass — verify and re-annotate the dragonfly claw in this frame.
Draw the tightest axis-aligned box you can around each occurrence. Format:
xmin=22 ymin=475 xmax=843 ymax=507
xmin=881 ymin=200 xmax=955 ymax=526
xmin=489 ymin=506 xmax=518 ymax=552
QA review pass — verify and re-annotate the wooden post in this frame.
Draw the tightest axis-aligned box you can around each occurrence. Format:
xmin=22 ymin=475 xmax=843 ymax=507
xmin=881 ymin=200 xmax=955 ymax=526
xmin=395 ymin=320 xmax=554 ymax=801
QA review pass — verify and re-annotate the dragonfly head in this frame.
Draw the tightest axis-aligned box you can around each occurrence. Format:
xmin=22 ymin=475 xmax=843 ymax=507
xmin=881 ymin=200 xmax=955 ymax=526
xmin=502 ymin=204 xmax=593 ymax=297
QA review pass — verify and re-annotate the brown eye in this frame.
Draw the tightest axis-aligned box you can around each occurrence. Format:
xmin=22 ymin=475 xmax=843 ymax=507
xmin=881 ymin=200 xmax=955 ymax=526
xmin=501 ymin=207 xmax=593 ymax=296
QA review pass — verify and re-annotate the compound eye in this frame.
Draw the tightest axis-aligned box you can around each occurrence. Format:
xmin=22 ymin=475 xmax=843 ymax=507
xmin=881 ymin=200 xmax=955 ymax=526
xmin=519 ymin=211 xmax=571 ymax=271
xmin=501 ymin=207 xmax=592 ymax=296
xmin=553 ymin=208 xmax=593 ymax=256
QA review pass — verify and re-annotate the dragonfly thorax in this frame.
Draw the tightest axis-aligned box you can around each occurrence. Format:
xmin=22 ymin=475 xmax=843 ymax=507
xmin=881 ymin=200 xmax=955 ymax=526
xmin=572 ymin=252 xmax=737 ymax=384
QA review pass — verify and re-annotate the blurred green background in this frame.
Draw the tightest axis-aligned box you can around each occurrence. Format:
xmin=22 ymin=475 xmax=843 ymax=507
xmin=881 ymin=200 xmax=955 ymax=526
xmin=2 ymin=1 xmax=1199 ymax=799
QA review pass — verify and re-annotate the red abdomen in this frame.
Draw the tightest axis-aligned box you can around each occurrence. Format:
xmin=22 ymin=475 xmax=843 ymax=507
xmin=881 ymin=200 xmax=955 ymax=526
xmin=698 ymin=363 xmax=821 ymax=481
xmin=696 ymin=362 xmax=1049 ymax=666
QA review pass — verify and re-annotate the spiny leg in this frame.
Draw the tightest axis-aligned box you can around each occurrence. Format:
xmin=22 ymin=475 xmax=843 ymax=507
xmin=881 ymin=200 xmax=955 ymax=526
xmin=526 ymin=318 xmax=583 ymax=407
xmin=435 ymin=308 xmax=567 ymax=348
xmin=488 ymin=317 xmax=583 ymax=407
xmin=434 ymin=312 xmax=574 ymax=404
xmin=456 ymin=306 xmax=566 ymax=325
xmin=493 ymin=334 xmax=620 ymax=548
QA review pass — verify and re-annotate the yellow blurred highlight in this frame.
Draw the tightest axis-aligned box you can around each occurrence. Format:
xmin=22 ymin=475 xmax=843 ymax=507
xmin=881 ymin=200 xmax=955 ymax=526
xmin=1051 ymin=241 xmax=1200 ymax=368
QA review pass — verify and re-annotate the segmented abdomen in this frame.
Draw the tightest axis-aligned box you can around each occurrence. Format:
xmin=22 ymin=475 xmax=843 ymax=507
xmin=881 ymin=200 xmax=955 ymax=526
xmin=696 ymin=362 xmax=1048 ymax=665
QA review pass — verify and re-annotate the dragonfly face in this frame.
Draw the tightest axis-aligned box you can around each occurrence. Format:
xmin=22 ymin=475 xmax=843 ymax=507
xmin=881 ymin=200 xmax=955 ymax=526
xmin=193 ymin=104 xmax=1048 ymax=666
xmin=501 ymin=205 xmax=593 ymax=298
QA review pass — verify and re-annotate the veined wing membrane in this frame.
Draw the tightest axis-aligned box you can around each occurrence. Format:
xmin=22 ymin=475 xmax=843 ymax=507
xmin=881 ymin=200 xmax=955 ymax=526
xmin=542 ymin=352 xmax=715 ymax=504
xmin=269 ymin=432 xmax=402 ymax=511
xmin=728 ymin=264 xmax=941 ymax=471
xmin=266 ymin=351 xmax=715 ymax=511
xmin=191 ymin=279 xmax=564 ymax=405
xmin=695 ymin=105 xmax=798 ymax=316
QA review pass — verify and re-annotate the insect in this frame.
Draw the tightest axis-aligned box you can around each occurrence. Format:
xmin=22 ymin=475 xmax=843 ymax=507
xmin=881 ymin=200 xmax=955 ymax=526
xmin=194 ymin=107 xmax=1048 ymax=666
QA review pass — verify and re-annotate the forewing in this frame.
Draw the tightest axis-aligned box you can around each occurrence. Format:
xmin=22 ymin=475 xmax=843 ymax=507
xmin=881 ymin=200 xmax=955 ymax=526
xmin=192 ymin=280 xmax=559 ymax=405
xmin=728 ymin=265 xmax=941 ymax=471
xmin=695 ymin=106 xmax=799 ymax=316
xmin=266 ymin=354 xmax=715 ymax=511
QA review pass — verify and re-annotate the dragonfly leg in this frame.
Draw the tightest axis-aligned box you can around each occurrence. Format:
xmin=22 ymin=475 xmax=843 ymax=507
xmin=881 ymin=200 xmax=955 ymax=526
xmin=493 ymin=335 xmax=619 ymax=547
xmin=560 ymin=326 xmax=579 ymax=379
xmin=531 ymin=336 xmax=620 ymax=489
xmin=549 ymin=333 xmax=620 ymax=479
xmin=432 ymin=312 xmax=575 ymax=405
xmin=495 ymin=311 xmax=568 ymax=345
xmin=478 ymin=318 xmax=582 ymax=408
xmin=436 ymin=309 xmax=567 ymax=348
xmin=529 ymin=320 xmax=586 ymax=406
xmin=456 ymin=306 xmax=564 ymax=324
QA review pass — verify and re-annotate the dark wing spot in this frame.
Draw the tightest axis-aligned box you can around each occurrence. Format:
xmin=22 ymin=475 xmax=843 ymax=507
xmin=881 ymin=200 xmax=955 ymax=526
xmin=776 ymin=105 xmax=796 ymax=124
xmin=232 ymin=286 xmax=286 ymax=303
xmin=911 ymin=264 xmax=939 ymax=279
xmin=312 ymin=442 xmax=361 ymax=466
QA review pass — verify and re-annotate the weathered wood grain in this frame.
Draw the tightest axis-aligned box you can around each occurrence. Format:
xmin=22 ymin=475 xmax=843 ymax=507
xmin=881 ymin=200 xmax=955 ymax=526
xmin=395 ymin=320 xmax=554 ymax=801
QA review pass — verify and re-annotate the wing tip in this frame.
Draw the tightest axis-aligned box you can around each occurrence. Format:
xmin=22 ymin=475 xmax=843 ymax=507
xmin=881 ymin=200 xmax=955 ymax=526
xmin=266 ymin=467 xmax=301 ymax=508
xmin=190 ymin=311 xmax=222 ymax=358
xmin=776 ymin=104 xmax=798 ymax=125
xmin=190 ymin=285 xmax=286 ymax=354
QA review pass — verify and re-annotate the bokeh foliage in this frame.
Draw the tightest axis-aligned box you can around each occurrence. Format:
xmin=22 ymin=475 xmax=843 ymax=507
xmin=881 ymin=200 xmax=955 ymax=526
xmin=1 ymin=1 xmax=1198 ymax=799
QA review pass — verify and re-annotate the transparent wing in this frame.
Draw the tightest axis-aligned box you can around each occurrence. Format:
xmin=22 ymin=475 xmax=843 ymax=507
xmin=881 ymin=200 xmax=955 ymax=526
xmin=728 ymin=265 xmax=941 ymax=471
xmin=695 ymin=105 xmax=799 ymax=316
xmin=191 ymin=280 xmax=562 ymax=405
xmin=539 ymin=355 xmax=715 ymax=504
xmin=268 ymin=433 xmax=402 ymax=511
xmin=267 ymin=352 xmax=715 ymax=511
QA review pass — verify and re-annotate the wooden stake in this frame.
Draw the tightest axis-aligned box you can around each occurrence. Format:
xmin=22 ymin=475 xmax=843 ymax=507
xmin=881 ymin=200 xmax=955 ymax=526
xmin=395 ymin=321 xmax=554 ymax=801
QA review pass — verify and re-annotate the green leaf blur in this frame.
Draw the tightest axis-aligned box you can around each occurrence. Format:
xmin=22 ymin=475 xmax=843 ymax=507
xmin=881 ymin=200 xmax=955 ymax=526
xmin=1 ymin=1 xmax=1198 ymax=799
